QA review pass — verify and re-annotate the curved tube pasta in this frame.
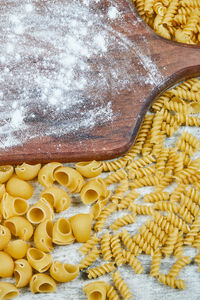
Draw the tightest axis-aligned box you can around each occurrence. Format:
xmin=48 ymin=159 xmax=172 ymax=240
xmin=4 ymin=216 xmax=33 ymax=241
xmin=27 ymin=247 xmax=52 ymax=273
xmin=83 ymin=281 xmax=108 ymax=300
xmin=38 ymin=162 xmax=62 ymax=188
xmin=41 ymin=187 xmax=71 ymax=213
xmin=80 ymin=178 xmax=107 ymax=205
xmin=0 ymin=282 xmax=19 ymax=299
xmin=0 ymin=251 xmax=14 ymax=277
xmin=15 ymin=163 xmax=41 ymax=180
xmin=52 ymin=218 xmax=75 ymax=245
xmin=69 ymin=213 xmax=93 ymax=243
xmin=50 ymin=261 xmax=79 ymax=282
xmin=0 ymin=184 xmax=5 ymax=199
xmin=30 ymin=273 xmax=56 ymax=294
xmin=27 ymin=198 xmax=54 ymax=224
xmin=0 ymin=165 xmax=13 ymax=183
xmin=6 ymin=176 xmax=33 ymax=199
xmin=75 ymin=160 xmax=103 ymax=178
xmin=34 ymin=220 xmax=53 ymax=252
xmin=14 ymin=259 xmax=32 ymax=288
xmin=1 ymin=193 xmax=29 ymax=219
xmin=5 ymin=240 xmax=30 ymax=259
xmin=54 ymin=166 xmax=84 ymax=193
xmin=0 ymin=225 xmax=11 ymax=250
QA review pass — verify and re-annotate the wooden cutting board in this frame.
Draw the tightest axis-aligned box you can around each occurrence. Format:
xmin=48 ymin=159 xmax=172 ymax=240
xmin=0 ymin=0 xmax=199 ymax=164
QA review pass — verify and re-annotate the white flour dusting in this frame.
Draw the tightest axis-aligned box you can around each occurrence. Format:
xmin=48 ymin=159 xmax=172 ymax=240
xmin=0 ymin=0 xmax=163 ymax=149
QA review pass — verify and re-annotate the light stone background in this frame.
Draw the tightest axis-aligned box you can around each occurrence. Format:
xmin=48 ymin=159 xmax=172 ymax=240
xmin=3 ymin=125 xmax=200 ymax=300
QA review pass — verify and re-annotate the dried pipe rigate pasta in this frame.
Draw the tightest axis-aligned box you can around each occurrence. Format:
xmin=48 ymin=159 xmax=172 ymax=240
xmin=30 ymin=273 xmax=56 ymax=294
xmin=27 ymin=198 xmax=54 ymax=224
xmin=75 ymin=160 xmax=103 ymax=178
xmin=0 ymin=251 xmax=14 ymax=277
xmin=14 ymin=259 xmax=32 ymax=288
xmin=0 ymin=224 xmax=11 ymax=250
xmin=15 ymin=163 xmax=41 ymax=180
xmin=1 ymin=193 xmax=29 ymax=219
xmin=0 ymin=165 xmax=14 ymax=183
xmin=83 ymin=281 xmax=108 ymax=300
xmin=87 ymin=262 xmax=116 ymax=279
xmin=38 ymin=162 xmax=62 ymax=188
xmin=5 ymin=239 xmax=30 ymax=259
xmin=4 ymin=216 xmax=33 ymax=241
xmin=27 ymin=248 xmax=52 ymax=273
xmin=0 ymin=282 xmax=19 ymax=299
xmin=41 ymin=187 xmax=71 ymax=213
xmin=34 ymin=220 xmax=53 ymax=253
xmin=6 ymin=176 xmax=33 ymax=199
xmin=54 ymin=166 xmax=84 ymax=193
xmin=112 ymin=270 xmax=133 ymax=300
xmin=50 ymin=261 xmax=79 ymax=282
xmin=69 ymin=213 xmax=93 ymax=243
xmin=81 ymin=178 xmax=107 ymax=205
xmin=52 ymin=217 xmax=75 ymax=245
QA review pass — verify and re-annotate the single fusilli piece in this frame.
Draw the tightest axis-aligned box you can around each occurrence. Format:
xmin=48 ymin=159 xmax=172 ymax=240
xmin=129 ymin=175 xmax=159 ymax=188
xmin=118 ymin=190 xmax=140 ymax=210
xmin=128 ymin=165 xmax=155 ymax=180
xmin=110 ymin=233 xmax=125 ymax=266
xmin=184 ymin=217 xmax=200 ymax=245
xmin=153 ymin=201 xmax=179 ymax=214
xmin=186 ymin=187 xmax=200 ymax=206
xmin=123 ymin=250 xmax=144 ymax=274
xmin=150 ymin=249 xmax=162 ymax=277
xmin=181 ymin=194 xmax=200 ymax=217
xmin=174 ymin=231 xmax=184 ymax=258
xmin=86 ymin=262 xmax=116 ymax=279
xmin=132 ymin=233 xmax=154 ymax=255
xmin=168 ymin=256 xmax=191 ymax=277
xmin=144 ymin=220 xmax=167 ymax=244
xmin=121 ymin=229 xmax=142 ymax=256
xmin=126 ymin=154 xmax=156 ymax=170
xmin=162 ymin=0 xmax=179 ymax=25
xmin=112 ymin=271 xmax=133 ymax=300
xmin=111 ymin=179 xmax=129 ymax=204
xmin=102 ymin=159 xmax=127 ymax=172
xmin=104 ymin=169 xmax=127 ymax=185
xmin=130 ymin=204 xmax=154 ymax=215
xmin=109 ymin=213 xmax=136 ymax=231
xmin=79 ymin=234 xmax=100 ymax=255
xmin=107 ymin=285 xmax=120 ymax=300
xmin=144 ymin=191 xmax=170 ymax=203
xmin=79 ymin=247 xmax=100 ymax=270
xmin=158 ymin=273 xmax=186 ymax=289
xmin=139 ymin=226 xmax=161 ymax=249
xmin=101 ymin=231 xmax=112 ymax=261
xmin=166 ymin=212 xmax=189 ymax=233
xmin=94 ymin=203 xmax=117 ymax=232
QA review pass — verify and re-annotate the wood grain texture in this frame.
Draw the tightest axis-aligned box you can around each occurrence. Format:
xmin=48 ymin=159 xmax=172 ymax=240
xmin=0 ymin=0 xmax=200 ymax=164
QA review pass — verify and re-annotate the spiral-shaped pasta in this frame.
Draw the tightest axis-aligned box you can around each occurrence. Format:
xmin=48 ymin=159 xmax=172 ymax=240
xmin=164 ymin=98 xmax=189 ymax=114
xmin=168 ymin=256 xmax=191 ymax=277
xmin=135 ymin=114 xmax=154 ymax=144
xmin=182 ymin=8 xmax=200 ymax=37
xmin=150 ymin=249 xmax=162 ymax=277
xmin=163 ymin=0 xmax=179 ymax=25
xmin=123 ymin=250 xmax=144 ymax=274
xmin=111 ymin=180 xmax=129 ymax=204
xmin=118 ymin=190 xmax=140 ymax=210
xmin=174 ymin=231 xmax=184 ymax=258
xmin=178 ymin=204 xmax=194 ymax=223
xmin=144 ymin=191 xmax=169 ymax=203
xmin=87 ymin=262 xmax=116 ymax=279
xmin=184 ymin=217 xmax=200 ymax=245
xmin=181 ymin=194 xmax=200 ymax=217
xmin=94 ymin=203 xmax=117 ymax=232
xmin=79 ymin=247 xmax=100 ymax=270
xmin=130 ymin=175 xmax=159 ymax=188
xmin=110 ymin=233 xmax=124 ymax=267
xmin=171 ymin=88 xmax=200 ymax=102
xmin=144 ymin=220 xmax=167 ymax=244
xmin=112 ymin=271 xmax=133 ymax=300
xmin=101 ymin=231 xmax=112 ymax=261
xmin=109 ymin=213 xmax=136 ymax=231
xmin=130 ymin=204 xmax=154 ymax=215
xmin=126 ymin=154 xmax=156 ymax=170
xmin=162 ymin=228 xmax=179 ymax=257
xmin=155 ymin=148 xmax=169 ymax=176
xmin=154 ymin=201 xmax=179 ymax=214
xmin=128 ymin=165 xmax=155 ymax=180
xmin=121 ymin=229 xmax=142 ymax=255
xmin=79 ymin=234 xmax=100 ymax=255
xmin=132 ymin=233 xmax=154 ymax=255
xmin=152 ymin=92 xmax=171 ymax=112
xmin=170 ymin=183 xmax=185 ymax=202
xmin=186 ymin=187 xmax=200 ymax=205
xmin=139 ymin=227 xmax=161 ymax=249
xmin=153 ymin=212 xmax=176 ymax=234
xmin=153 ymin=1 xmax=167 ymax=16
xmin=104 ymin=169 xmax=127 ymax=186
xmin=158 ymin=273 xmax=186 ymax=289
xmin=107 ymin=285 xmax=120 ymax=300
xmin=166 ymin=212 xmax=189 ymax=233
xmin=102 ymin=159 xmax=126 ymax=172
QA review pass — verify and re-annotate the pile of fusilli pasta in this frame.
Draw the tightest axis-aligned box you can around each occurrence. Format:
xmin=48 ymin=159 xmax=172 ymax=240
xmin=0 ymin=77 xmax=200 ymax=300
xmin=133 ymin=0 xmax=200 ymax=44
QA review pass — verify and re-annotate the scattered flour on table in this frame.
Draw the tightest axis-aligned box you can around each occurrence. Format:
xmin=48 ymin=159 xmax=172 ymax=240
xmin=0 ymin=0 xmax=162 ymax=149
